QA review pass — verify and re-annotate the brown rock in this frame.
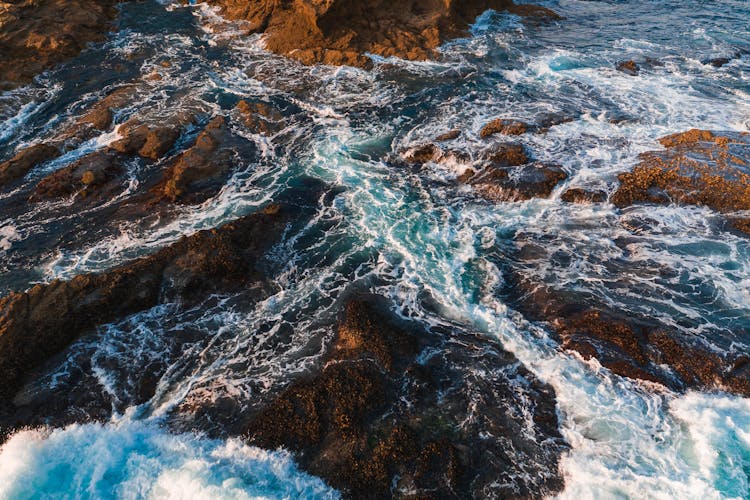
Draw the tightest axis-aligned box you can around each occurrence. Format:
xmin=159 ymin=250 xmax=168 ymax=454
xmin=481 ymin=118 xmax=530 ymax=138
xmin=0 ymin=144 xmax=60 ymax=188
xmin=486 ymin=142 xmax=529 ymax=166
xmin=612 ymin=129 xmax=750 ymax=231
xmin=0 ymin=0 xmax=121 ymax=90
xmin=435 ymin=130 xmax=461 ymax=141
xmin=401 ymin=143 xmax=441 ymax=164
xmin=155 ymin=116 xmax=233 ymax=203
xmin=74 ymin=84 xmax=137 ymax=136
xmin=30 ymin=150 xmax=123 ymax=201
xmin=243 ymin=298 xmax=567 ymax=498
xmin=202 ymin=0 xmax=559 ymax=68
xmin=235 ymin=100 xmax=284 ymax=135
xmin=560 ymin=187 xmax=607 ymax=204
xmin=472 ymin=162 xmax=567 ymax=202
xmin=138 ymin=127 xmax=181 ymax=160
xmin=0 ymin=204 xmax=296 ymax=403
xmin=616 ymin=60 xmax=640 ymax=76
xmin=503 ymin=263 xmax=750 ymax=396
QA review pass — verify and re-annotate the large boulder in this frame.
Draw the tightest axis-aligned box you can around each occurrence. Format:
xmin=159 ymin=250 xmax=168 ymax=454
xmin=202 ymin=0 xmax=559 ymax=68
xmin=244 ymin=298 xmax=567 ymax=498
xmin=0 ymin=0 xmax=120 ymax=90
xmin=612 ymin=129 xmax=750 ymax=232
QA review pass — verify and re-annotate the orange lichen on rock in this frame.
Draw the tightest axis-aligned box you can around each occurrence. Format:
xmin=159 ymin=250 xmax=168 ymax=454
xmin=613 ymin=129 xmax=750 ymax=232
xmin=203 ymin=0 xmax=560 ymax=68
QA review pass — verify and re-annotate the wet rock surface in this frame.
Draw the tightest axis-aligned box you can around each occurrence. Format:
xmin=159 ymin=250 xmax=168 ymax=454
xmin=0 ymin=202 xmax=298 ymax=412
xmin=612 ymin=129 xmax=750 ymax=232
xmin=471 ymin=162 xmax=568 ymax=202
xmin=202 ymin=0 xmax=560 ymax=68
xmin=243 ymin=297 xmax=567 ymax=499
xmin=0 ymin=0 xmax=120 ymax=90
xmin=0 ymin=143 xmax=60 ymax=188
xmin=503 ymin=249 xmax=750 ymax=397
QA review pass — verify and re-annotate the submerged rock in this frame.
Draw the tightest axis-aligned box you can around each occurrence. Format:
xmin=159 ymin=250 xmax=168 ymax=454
xmin=612 ymin=129 xmax=750 ymax=232
xmin=471 ymin=162 xmax=568 ymax=202
xmin=202 ymin=0 xmax=560 ymax=68
xmin=0 ymin=0 xmax=121 ymax=89
xmin=0 ymin=144 xmax=60 ymax=188
xmin=480 ymin=118 xmax=531 ymax=138
xmin=560 ymin=187 xmax=608 ymax=204
xmin=244 ymin=297 xmax=567 ymax=498
xmin=504 ymin=255 xmax=750 ymax=396
xmin=155 ymin=116 xmax=235 ymax=203
xmin=0 ymin=203 xmax=298 ymax=406
xmin=235 ymin=100 xmax=285 ymax=135
xmin=615 ymin=60 xmax=640 ymax=76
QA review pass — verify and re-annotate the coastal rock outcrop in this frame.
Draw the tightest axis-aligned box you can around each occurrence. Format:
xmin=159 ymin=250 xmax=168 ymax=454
xmin=202 ymin=0 xmax=560 ymax=67
xmin=504 ymin=249 xmax=750 ymax=396
xmin=612 ymin=129 xmax=750 ymax=232
xmin=0 ymin=203 xmax=297 ymax=406
xmin=0 ymin=0 xmax=120 ymax=89
xmin=244 ymin=297 xmax=567 ymax=498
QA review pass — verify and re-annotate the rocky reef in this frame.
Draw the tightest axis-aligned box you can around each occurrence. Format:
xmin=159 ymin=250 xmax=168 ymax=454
xmin=0 ymin=0 xmax=120 ymax=89
xmin=613 ymin=129 xmax=750 ymax=233
xmin=202 ymin=0 xmax=559 ymax=67
xmin=244 ymin=297 xmax=567 ymax=498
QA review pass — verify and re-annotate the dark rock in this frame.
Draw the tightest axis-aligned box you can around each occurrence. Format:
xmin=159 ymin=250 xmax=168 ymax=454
xmin=235 ymin=100 xmax=285 ymax=135
xmin=560 ymin=187 xmax=607 ymax=204
xmin=154 ymin=116 xmax=234 ymax=203
xmin=481 ymin=118 xmax=531 ymax=138
xmin=435 ymin=129 xmax=461 ymax=141
xmin=616 ymin=60 xmax=640 ymax=76
xmin=30 ymin=150 xmax=123 ymax=202
xmin=244 ymin=298 xmax=567 ymax=498
xmin=401 ymin=143 xmax=441 ymax=164
xmin=612 ymin=129 xmax=750 ymax=232
xmin=503 ymin=261 xmax=750 ymax=396
xmin=202 ymin=0 xmax=560 ymax=68
xmin=0 ymin=204 xmax=297 ymax=405
xmin=485 ymin=142 xmax=529 ymax=167
xmin=471 ymin=162 xmax=568 ymax=202
xmin=0 ymin=144 xmax=60 ymax=188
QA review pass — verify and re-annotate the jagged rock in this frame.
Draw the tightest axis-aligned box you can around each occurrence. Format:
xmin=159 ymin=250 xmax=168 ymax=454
xmin=480 ymin=118 xmax=531 ymax=137
xmin=202 ymin=0 xmax=560 ymax=68
xmin=560 ymin=187 xmax=607 ymax=204
xmin=155 ymin=116 xmax=234 ymax=203
xmin=503 ymin=248 xmax=750 ymax=396
xmin=471 ymin=162 xmax=567 ymax=202
xmin=612 ymin=129 xmax=750 ymax=232
xmin=616 ymin=60 xmax=640 ymax=76
xmin=0 ymin=0 xmax=121 ymax=89
xmin=435 ymin=129 xmax=461 ymax=141
xmin=235 ymin=100 xmax=285 ymax=135
xmin=0 ymin=203 xmax=297 ymax=406
xmin=244 ymin=298 xmax=567 ymax=498
xmin=73 ymin=85 xmax=139 ymax=133
xmin=30 ymin=150 xmax=123 ymax=201
xmin=0 ymin=144 xmax=60 ymax=188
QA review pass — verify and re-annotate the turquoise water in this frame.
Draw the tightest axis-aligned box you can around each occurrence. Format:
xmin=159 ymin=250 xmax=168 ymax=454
xmin=1 ymin=0 xmax=750 ymax=498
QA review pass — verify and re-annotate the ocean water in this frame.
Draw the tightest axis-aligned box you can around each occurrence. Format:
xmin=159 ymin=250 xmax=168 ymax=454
xmin=1 ymin=0 xmax=750 ymax=498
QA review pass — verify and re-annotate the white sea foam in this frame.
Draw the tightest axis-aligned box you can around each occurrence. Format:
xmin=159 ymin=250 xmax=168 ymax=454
xmin=0 ymin=419 xmax=338 ymax=499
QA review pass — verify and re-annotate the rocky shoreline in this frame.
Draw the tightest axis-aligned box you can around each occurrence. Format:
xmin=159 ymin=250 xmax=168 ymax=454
xmin=1 ymin=0 xmax=750 ymax=498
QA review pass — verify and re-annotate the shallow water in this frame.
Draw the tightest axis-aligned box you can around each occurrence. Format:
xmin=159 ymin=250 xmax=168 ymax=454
xmin=1 ymin=0 xmax=750 ymax=498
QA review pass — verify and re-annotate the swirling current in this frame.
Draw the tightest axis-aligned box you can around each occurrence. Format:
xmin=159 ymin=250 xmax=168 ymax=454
xmin=1 ymin=0 xmax=750 ymax=498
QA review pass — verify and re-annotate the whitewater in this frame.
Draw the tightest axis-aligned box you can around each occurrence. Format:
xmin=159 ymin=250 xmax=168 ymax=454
xmin=1 ymin=0 xmax=749 ymax=498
